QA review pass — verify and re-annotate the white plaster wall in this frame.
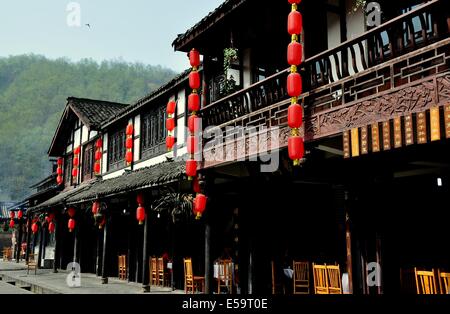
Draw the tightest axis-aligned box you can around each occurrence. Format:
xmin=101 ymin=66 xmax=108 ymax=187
xmin=81 ymin=126 xmax=89 ymax=144
xmin=103 ymin=169 xmax=126 ymax=180
xmin=89 ymin=131 xmax=98 ymax=140
xmin=102 ymin=133 xmax=108 ymax=174
xmin=177 ymin=90 xmax=185 ymax=116
xmin=74 ymin=128 xmax=81 ymax=148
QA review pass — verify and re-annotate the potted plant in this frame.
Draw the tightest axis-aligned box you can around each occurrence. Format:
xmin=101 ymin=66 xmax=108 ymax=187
xmin=152 ymin=190 xmax=194 ymax=225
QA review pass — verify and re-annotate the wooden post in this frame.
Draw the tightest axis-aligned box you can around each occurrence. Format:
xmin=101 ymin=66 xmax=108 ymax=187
xmin=101 ymin=216 xmax=109 ymax=284
xmin=204 ymin=222 xmax=212 ymax=294
xmin=142 ymin=213 xmax=150 ymax=292
xmin=345 ymin=191 xmax=354 ymax=294
xmin=375 ymin=233 xmax=383 ymax=294
xmin=37 ymin=226 xmax=44 ymax=269
xmin=96 ymin=228 xmax=103 ymax=276
xmin=15 ymin=217 xmax=23 ymax=263
xmin=59 ymin=217 xmax=65 ymax=271
xmin=53 ymin=218 xmax=60 ymax=273
xmin=25 ymin=216 xmax=32 ymax=265
xmin=72 ymin=226 xmax=78 ymax=265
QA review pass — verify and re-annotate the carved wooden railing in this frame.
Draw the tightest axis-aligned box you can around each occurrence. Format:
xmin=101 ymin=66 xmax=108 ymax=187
xmin=201 ymin=0 xmax=449 ymax=131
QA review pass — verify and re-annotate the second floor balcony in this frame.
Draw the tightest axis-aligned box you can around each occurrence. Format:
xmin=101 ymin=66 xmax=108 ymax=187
xmin=193 ymin=0 xmax=450 ymax=168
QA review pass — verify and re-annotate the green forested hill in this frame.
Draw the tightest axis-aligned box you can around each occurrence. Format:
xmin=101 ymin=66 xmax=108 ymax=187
xmin=0 ymin=54 xmax=177 ymax=201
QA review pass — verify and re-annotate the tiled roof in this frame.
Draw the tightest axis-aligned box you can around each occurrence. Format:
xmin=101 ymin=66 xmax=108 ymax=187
xmin=31 ymin=161 xmax=186 ymax=210
xmin=67 ymin=160 xmax=186 ymax=204
xmin=172 ymin=0 xmax=247 ymax=50
xmin=68 ymin=97 xmax=129 ymax=129
xmin=101 ymin=69 xmax=191 ymax=128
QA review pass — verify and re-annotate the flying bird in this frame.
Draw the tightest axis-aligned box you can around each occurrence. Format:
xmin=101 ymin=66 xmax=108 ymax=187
xmin=85 ymin=23 xmax=91 ymax=28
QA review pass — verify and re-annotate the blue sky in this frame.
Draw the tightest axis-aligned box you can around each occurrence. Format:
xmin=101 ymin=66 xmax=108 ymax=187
xmin=0 ymin=0 xmax=224 ymax=72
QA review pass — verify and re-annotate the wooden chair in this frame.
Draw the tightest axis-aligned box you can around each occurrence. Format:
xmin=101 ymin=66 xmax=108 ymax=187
xmin=27 ymin=254 xmax=37 ymax=275
xmin=118 ymin=255 xmax=127 ymax=280
xmin=438 ymin=270 xmax=450 ymax=295
xmin=157 ymin=257 xmax=169 ymax=287
xmin=313 ymin=263 xmax=329 ymax=294
xmin=414 ymin=268 xmax=438 ymax=294
xmin=3 ymin=247 xmax=12 ymax=261
xmin=217 ymin=259 xmax=233 ymax=294
xmin=271 ymin=261 xmax=285 ymax=295
xmin=326 ymin=265 xmax=342 ymax=294
xmin=293 ymin=261 xmax=310 ymax=294
xmin=150 ymin=257 xmax=158 ymax=286
xmin=184 ymin=258 xmax=205 ymax=294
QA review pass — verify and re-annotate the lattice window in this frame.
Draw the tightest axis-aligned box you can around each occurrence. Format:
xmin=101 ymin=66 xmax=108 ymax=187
xmin=82 ymin=142 xmax=94 ymax=181
xmin=141 ymin=105 xmax=166 ymax=159
xmin=108 ymin=128 xmax=126 ymax=171
xmin=64 ymin=155 xmax=73 ymax=186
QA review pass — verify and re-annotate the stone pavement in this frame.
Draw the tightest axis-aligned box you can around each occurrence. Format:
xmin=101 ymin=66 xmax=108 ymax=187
xmin=0 ymin=261 xmax=184 ymax=294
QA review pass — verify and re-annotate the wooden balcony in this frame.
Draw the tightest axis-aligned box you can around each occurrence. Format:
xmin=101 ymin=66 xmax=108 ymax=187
xmin=200 ymin=0 xmax=450 ymax=168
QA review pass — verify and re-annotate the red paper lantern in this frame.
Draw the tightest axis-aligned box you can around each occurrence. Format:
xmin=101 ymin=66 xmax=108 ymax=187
xmin=17 ymin=210 xmax=23 ymax=219
xmin=287 ymin=41 xmax=303 ymax=66
xmin=193 ymin=178 xmax=201 ymax=194
xmin=194 ymin=193 xmax=207 ymax=219
xmin=92 ymin=202 xmax=100 ymax=215
xmin=57 ymin=175 xmax=63 ymax=185
xmin=31 ymin=223 xmax=38 ymax=234
xmin=73 ymin=157 xmax=80 ymax=167
xmin=74 ymin=146 xmax=81 ymax=155
xmin=57 ymin=158 xmax=64 ymax=166
xmin=288 ymin=10 xmax=303 ymax=35
xmin=136 ymin=206 xmax=146 ymax=225
xmin=136 ymin=194 xmax=144 ymax=206
xmin=167 ymin=101 xmax=176 ymax=115
xmin=95 ymin=151 xmax=102 ymax=161
xmin=9 ymin=211 xmax=15 ymax=219
xmin=188 ymin=115 xmax=201 ymax=134
xmin=288 ymin=0 xmax=302 ymax=3
xmin=189 ymin=71 xmax=201 ymax=90
xmin=68 ymin=219 xmax=76 ymax=232
xmin=126 ymin=124 xmax=134 ymax=136
xmin=57 ymin=167 xmax=63 ymax=175
xmin=48 ymin=222 xmax=56 ymax=234
xmin=189 ymin=49 xmax=201 ymax=68
xmin=166 ymin=136 xmax=176 ymax=150
xmin=187 ymin=136 xmax=199 ymax=154
xmin=72 ymin=168 xmax=78 ymax=178
xmin=288 ymin=103 xmax=303 ymax=129
xmin=188 ymin=93 xmax=200 ymax=112
xmin=45 ymin=216 xmax=51 ymax=223
xmin=126 ymin=151 xmax=133 ymax=164
xmin=166 ymin=118 xmax=175 ymax=132
xmin=288 ymin=136 xmax=305 ymax=161
xmin=96 ymin=138 xmax=103 ymax=149
xmin=287 ymin=73 xmax=303 ymax=97
xmin=126 ymin=137 xmax=134 ymax=149
xmin=94 ymin=162 xmax=101 ymax=174
xmin=48 ymin=213 xmax=55 ymax=221
xmin=67 ymin=207 xmax=76 ymax=218
xmin=9 ymin=220 xmax=15 ymax=228
xmin=186 ymin=160 xmax=197 ymax=178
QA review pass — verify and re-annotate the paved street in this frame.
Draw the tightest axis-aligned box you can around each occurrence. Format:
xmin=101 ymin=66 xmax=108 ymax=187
xmin=0 ymin=261 xmax=183 ymax=294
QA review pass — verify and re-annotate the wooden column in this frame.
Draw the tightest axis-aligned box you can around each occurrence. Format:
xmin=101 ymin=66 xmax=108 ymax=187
xmin=15 ymin=216 xmax=23 ymax=263
xmin=96 ymin=228 xmax=103 ymax=276
xmin=59 ymin=217 xmax=65 ymax=271
xmin=141 ymin=213 xmax=150 ymax=292
xmin=37 ymin=226 xmax=44 ymax=269
xmin=101 ymin=216 xmax=109 ymax=284
xmin=204 ymin=222 xmax=212 ymax=294
xmin=53 ymin=217 xmax=61 ymax=273
xmin=72 ymin=226 xmax=78 ymax=265
xmin=25 ymin=215 xmax=32 ymax=264
xmin=345 ymin=191 xmax=354 ymax=294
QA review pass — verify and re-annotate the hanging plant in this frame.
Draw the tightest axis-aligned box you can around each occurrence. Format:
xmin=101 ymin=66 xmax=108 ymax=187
xmin=221 ymin=47 xmax=239 ymax=97
xmin=152 ymin=190 xmax=194 ymax=225
xmin=350 ymin=0 xmax=367 ymax=13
